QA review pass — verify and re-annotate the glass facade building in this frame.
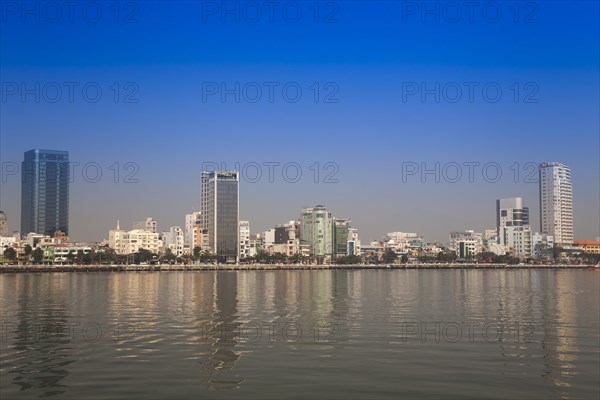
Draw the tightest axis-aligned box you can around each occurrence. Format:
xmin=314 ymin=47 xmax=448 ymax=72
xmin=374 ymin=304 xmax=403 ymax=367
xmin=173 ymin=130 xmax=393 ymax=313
xmin=21 ymin=149 xmax=70 ymax=236
xmin=333 ymin=219 xmax=350 ymax=256
xmin=300 ymin=206 xmax=333 ymax=258
xmin=201 ymin=171 xmax=239 ymax=263
xmin=0 ymin=211 xmax=8 ymax=236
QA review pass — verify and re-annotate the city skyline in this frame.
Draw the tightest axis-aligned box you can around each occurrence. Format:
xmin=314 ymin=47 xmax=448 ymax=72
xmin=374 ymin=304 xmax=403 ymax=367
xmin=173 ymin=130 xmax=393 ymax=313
xmin=2 ymin=151 xmax=598 ymax=245
xmin=2 ymin=155 xmax=598 ymax=248
xmin=4 ymin=159 xmax=600 ymax=243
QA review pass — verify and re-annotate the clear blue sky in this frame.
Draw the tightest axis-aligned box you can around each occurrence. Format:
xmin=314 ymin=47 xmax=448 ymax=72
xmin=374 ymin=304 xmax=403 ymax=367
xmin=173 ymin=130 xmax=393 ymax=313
xmin=1 ymin=0 xmax=598 ymax=243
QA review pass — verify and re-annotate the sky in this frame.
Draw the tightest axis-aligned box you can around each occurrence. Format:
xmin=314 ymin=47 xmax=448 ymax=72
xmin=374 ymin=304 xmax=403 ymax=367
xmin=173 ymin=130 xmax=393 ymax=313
xmin=0 ymin=0 xmax=599 ymax=244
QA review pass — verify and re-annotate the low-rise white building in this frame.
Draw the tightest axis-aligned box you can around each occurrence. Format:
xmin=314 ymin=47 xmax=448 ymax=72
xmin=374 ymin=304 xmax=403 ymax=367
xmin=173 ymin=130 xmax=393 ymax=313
xmin=239 ymin=220 xmax=251 ymax=259
xmin=504 ymin=226 xmax=533 ymax=258
xmin=384 ymin=232 xmax=423 ymax=255
xmin=133 ymin=217 xmax=157 ymax=233
xmin=108 ymin=221 xmax=162 ymax=254
xmin=185 ymin=212 xmax=202 ymax=250
xmin=263 ymin=229 xmax=275 ymax=249
xmin=0 ymin=236 xmax=17 ymax=255
xmin=25 ymin=233 xmax=48 ymax=247
xmin=449 ymin=230 xmax=483 ymax=258
xmin=272 ymin=242 xmax=295 ymax=256
xmin=385 ymin=232 xmax=423 ymax=244
xmin=485 ymin=242 xmax=506 ymax=256
xmin=347 ymin=228 xmax=361 ymax=256
xmin=164 ymin=226 xmax=184 ymax=256
xmin=51 ymin=245 xmax=93 ymax=263
xmin=532 ymin=233 xmax=554 ymax=259
xmin=457 ymin=239 xmax=479 ymax=258
xmin=122 ymin=230 xmax=162 ymax=254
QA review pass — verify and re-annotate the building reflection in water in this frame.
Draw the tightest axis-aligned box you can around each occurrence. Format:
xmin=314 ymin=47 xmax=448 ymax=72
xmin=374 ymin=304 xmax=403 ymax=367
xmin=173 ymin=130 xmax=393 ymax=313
xmin=541 ymin=271 xmax=579 ymax=397
xmin=483 ymin=269 xmax=581 ymax=398
xmin=328 ymin=270 xmax=349 ymax=343
xmin=1 ymin=270 xmax=596 ymax=398
xmin=2 ymin=273 xmax=73 ymax=397
xmin=194 ymin=271 xmax=243 ymax=390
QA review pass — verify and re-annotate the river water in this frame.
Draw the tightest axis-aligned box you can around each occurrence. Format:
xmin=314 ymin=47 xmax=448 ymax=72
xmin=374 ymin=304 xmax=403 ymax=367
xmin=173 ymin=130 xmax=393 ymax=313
xmin=1 ymin=270 xmax=598 ymax=399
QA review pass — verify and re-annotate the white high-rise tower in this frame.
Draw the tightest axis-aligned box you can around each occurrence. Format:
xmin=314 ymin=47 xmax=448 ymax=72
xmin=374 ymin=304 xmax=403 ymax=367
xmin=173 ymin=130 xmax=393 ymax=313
xmin=539 ymin=162 xmax=573 ymax=246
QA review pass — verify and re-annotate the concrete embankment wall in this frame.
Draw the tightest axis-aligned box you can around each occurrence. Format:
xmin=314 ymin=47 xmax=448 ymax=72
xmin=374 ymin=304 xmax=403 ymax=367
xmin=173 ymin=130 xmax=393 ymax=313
xmin=0 ymin=264 xmax=593 ymax=273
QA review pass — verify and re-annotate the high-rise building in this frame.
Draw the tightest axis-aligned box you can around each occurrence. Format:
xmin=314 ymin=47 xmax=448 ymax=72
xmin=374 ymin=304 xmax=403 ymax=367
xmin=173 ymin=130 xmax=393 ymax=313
xmin=300 ymin=205 xmax=333 ymax=259
xmin=0 ymin=211 xmax=8 ymax=236
xmin=21 ymin=149 xmax=69 ymax=236
xmin=496 ymin=197 xmax=529 ymax=245
xmin=333 ymin=218 xmax=351 ymax=257
xmin=539 ymin=162 xmax=573 ymax=246
xmin=201 ymin=171 xmax=239 ymax=263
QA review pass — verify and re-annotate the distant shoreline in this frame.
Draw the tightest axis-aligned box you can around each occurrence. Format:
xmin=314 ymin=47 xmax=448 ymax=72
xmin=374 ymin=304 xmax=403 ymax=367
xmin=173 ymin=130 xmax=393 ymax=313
xmin=0 ymin=264 xmax=596 ymax=273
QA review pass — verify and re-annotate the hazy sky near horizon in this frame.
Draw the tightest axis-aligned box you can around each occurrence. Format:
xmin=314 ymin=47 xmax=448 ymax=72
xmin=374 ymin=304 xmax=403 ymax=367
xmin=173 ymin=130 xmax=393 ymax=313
xmin=0 ymin=0 xmax=598 ymax=243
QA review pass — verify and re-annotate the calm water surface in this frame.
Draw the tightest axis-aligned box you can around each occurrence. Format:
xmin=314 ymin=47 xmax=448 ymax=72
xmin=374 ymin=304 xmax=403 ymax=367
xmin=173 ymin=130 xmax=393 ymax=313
xmin=1 ymin=270 xmax=599 ymax=399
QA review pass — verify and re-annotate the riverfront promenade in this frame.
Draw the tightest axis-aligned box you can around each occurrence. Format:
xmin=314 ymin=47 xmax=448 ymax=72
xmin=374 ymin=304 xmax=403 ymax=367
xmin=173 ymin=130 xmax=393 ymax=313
xmin=0 ymin=264 xmax=595 ymax=273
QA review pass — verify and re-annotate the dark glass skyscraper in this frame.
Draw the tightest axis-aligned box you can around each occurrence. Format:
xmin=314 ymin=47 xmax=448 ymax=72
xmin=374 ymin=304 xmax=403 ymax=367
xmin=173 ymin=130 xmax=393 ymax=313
xmin=21 ymin=149 xmax=70 ymax=236
xmin=201 ymin=170 xmax=239 ymax=263
xmin=333 ymin=218 xmax=350 ymax=257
